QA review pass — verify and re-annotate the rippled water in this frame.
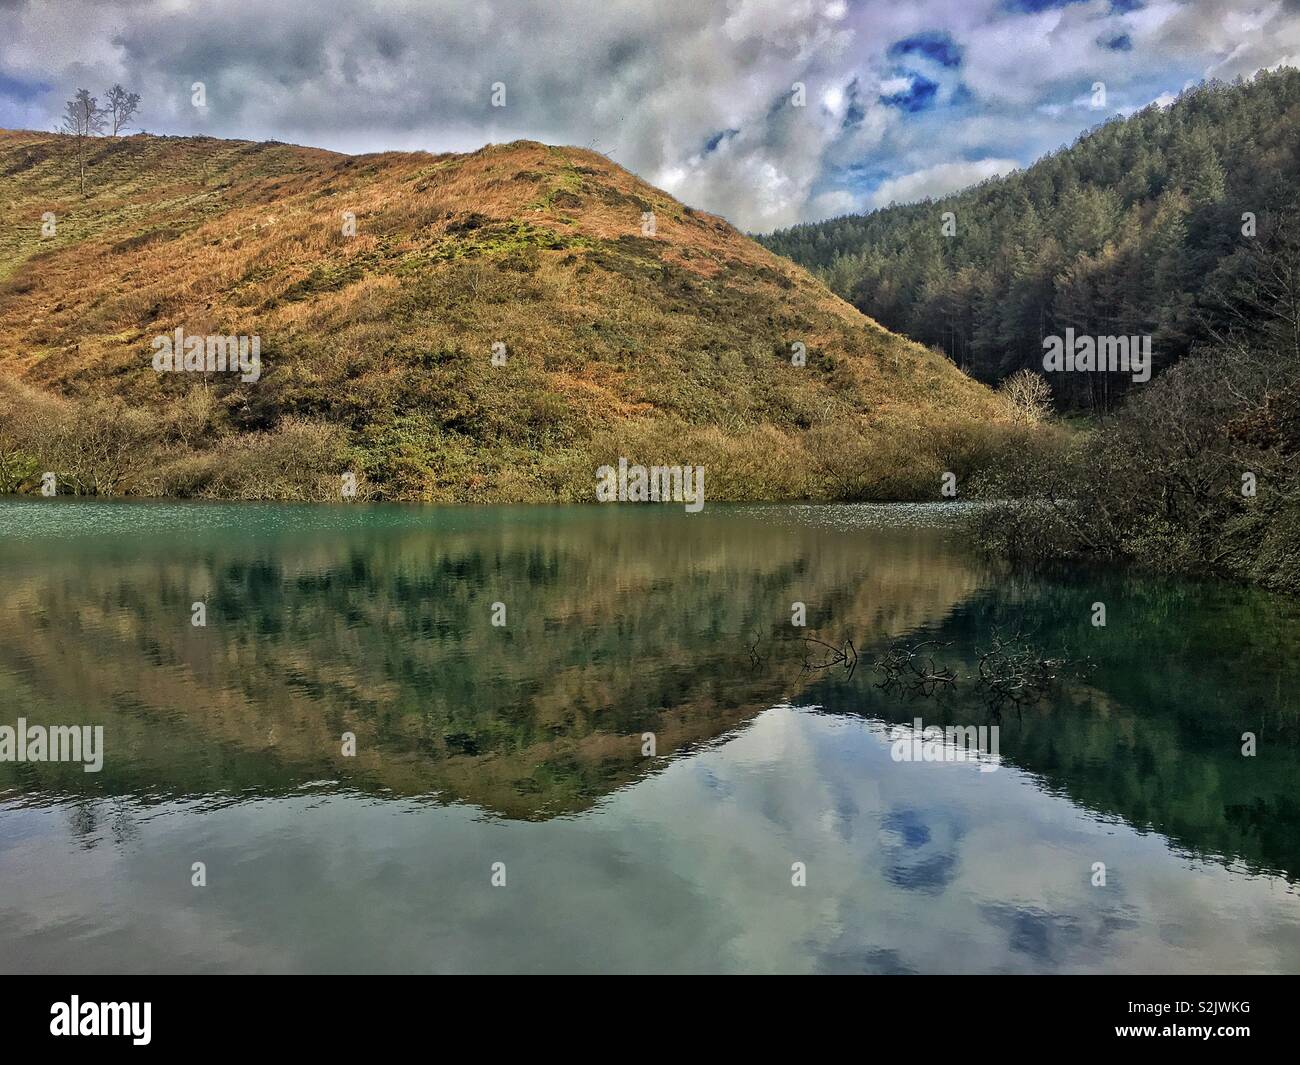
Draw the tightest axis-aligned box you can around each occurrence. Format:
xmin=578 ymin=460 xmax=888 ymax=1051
xmin=1 ymin=498 xmax=1297 ymax=973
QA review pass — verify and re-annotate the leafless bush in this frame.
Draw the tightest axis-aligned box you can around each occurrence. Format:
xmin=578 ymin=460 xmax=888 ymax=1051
xmin=0 ymin=383 xmax=160 ymax=496
xmin=49 ymin=399 xmax=160 ymax=496
xmin=0 ymin=380 xmax=46 ymax=492
xmin=998 ymin=369 xmax=1054 ymax=425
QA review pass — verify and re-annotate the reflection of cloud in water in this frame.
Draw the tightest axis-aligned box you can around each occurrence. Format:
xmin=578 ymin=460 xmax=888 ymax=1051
xmin=878 ymin=807 xmax=963 ymax=894
xmin=3 ymin=706 xmax=1300 ymax=973
xmin=981 ymin=903 xmax=1085 ymax=965
xmin=979 ymin=902 xmax=1143 ymax=967
xmin=815 ymin=947 xmax=916 ymax=976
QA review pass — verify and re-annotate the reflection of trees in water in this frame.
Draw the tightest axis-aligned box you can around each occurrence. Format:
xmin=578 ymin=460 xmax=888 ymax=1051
xmin=805 ymin=574 xmax=1300 ymax=883
xmin=65 ymin=798 xmax=138 ymax=850
xmin=67 ymin=802 xmax=98 ymax=847
xmin=0 ymin=513 xmax=982 ymax=818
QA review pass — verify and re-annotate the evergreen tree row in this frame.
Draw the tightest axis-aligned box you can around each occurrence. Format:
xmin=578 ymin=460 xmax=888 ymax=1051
xmin=760 ymin=69 xmax=1300 ymax=410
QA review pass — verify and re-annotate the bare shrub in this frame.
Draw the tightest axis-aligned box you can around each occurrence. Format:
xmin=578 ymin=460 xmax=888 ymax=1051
xmin=971 ymin=339 xmax=1300 ymax=591
xmin=49 ymin=399 xmax=161 ymax=496
xmin=0 ymin=382 xmax=160 ymax=496
xmin=0 ymin=380 xmax=45 ymax=492
xmin=998 ymin=369 xmax=1054 ymax=425
xmin=163 ymin=385 xmax=218 ymax=449
xmin=179 ymin=418 xmax=360 ymax=501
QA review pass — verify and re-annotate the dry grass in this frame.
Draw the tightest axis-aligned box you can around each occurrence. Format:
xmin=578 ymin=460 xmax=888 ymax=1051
xmin=0 ymin=129 xmax=1024 ymax=501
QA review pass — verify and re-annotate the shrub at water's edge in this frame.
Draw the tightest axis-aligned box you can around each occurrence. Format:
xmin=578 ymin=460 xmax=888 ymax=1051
xmin=969 ymin=341 xmax=1300 ymax=595
xmin=0 ymin=373 xmax=1046 ymax=503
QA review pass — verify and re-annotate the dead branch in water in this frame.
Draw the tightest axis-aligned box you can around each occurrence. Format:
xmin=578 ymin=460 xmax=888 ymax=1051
xmin=872 ymin=638 xmax=957 ymax=697
xmin=796 ymin=635 xmax=858 ymax=680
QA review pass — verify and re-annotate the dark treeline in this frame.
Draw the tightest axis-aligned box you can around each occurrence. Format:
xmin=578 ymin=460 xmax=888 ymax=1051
xmin=760 ymin=69 xmax=1300 ymax=410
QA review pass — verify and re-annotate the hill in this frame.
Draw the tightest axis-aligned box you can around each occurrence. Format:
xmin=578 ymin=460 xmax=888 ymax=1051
xmin=760 ymin=68 xmax=1300 ymax=411
xmin=0 ymin=130 xmax=1018 ymax=503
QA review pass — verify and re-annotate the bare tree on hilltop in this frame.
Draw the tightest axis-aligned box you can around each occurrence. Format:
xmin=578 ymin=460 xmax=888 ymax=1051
xmin=104 ymin=84 xmax=141 ymax=136
xmin=59 ymin=88 xmax=105 ymax=196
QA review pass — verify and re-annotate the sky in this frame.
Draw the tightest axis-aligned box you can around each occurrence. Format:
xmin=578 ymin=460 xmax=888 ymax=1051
xmin=1 ymin=0 xmax=1297 ymax=232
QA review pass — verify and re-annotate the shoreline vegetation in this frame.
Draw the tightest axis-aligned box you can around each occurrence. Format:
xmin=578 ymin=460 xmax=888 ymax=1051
xmin=971 ymin=344 xmax=1300 ymax=596
xmin=0 ymin=357 xmax=1294 ymax=596
xmin=0 ymin=375 xmax=1053 ymax=505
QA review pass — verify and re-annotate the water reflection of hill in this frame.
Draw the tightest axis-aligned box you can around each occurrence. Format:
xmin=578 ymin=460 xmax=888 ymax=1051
xmin=0 ymin=503 xmax=983 ymax=818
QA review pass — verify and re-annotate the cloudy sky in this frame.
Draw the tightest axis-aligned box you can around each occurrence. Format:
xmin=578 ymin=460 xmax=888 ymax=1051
xmin=1 ymin=0 xmax=1297 ymax=231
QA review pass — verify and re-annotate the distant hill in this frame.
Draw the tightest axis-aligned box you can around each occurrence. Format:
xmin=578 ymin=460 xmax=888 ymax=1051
xmin=0 ymin=130 xmax=1014 ymax=502
xmin=760 ymin=68 xmax=1300 ymax=410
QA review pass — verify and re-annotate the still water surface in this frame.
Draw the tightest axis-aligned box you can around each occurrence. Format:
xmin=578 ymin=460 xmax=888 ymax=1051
xmin=0 ymin=498 xmax=1297 ymax=973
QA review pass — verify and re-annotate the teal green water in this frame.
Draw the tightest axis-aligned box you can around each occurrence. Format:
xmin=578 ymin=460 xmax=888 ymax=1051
xmin=1 ymin=498 xmax=1298 ymax=973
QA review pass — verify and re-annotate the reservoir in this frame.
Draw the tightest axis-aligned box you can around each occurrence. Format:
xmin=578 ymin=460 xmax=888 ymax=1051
xmin=1 ymin=498 xmax=1297 ymax=973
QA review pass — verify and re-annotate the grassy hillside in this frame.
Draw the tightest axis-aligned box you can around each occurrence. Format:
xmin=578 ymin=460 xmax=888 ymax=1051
xmin=0 ymin=130 xmax=1022 ymax=503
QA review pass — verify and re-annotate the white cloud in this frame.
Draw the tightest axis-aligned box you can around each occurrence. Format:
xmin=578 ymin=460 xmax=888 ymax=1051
xmin=809 ymin=188 xmax=863 ymax=218
xmin=879 ymin=75 xmax=915 ymax=97
xmin=868 ymin=157 xmax=1020 ymax=209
